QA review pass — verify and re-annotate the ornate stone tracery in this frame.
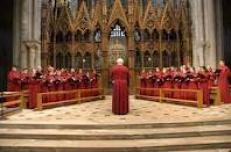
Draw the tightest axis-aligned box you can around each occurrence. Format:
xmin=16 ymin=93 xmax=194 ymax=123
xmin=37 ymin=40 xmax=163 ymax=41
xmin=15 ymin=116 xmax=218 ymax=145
xmin=41 ymin=0 xmax=192 ymax=92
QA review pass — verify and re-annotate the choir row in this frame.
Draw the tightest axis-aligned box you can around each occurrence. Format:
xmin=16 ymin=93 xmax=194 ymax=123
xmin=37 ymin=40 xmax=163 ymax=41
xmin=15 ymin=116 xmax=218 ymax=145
xmin=7 ymin=66 xmax=100 ymax=109
xmin=139 ymin=61 xmax=231 ymax=105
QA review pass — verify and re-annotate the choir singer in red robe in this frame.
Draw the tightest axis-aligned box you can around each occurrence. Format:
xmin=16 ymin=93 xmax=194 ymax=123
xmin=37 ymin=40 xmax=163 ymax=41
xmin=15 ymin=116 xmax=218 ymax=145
xmin=218 ymin=60 xmax=231 ymax=103
xmin=111 ymin=58 xmax=130 ymax=115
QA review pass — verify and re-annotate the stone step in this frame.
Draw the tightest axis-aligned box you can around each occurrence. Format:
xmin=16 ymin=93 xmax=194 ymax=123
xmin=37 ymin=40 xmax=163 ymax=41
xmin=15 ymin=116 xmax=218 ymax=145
xmin=0 ymin=125 xmax=230 ymax=140
xmin=1 ymin=119 xmax=231 ymax=129
xmin=0 ymin=136 xmax=230 ymax=152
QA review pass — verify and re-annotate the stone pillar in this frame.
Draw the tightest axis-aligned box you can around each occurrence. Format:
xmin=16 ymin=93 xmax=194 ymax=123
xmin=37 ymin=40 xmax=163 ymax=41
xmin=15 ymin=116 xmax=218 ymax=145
xmin=33 ymin=0 xmax=42 ymax=67
xmin=102 ymin=31 xmax=109 ymax=94
xmin=13 ymin=0 xmax=21 ymax=67
xmin=215 ymin=0 xmax=224 ymax=62
xmin=190 ymin=0 xmax=205 ymax=67
xmin=25 ymin=41 xmax=40 ymax=69
xmin=203 ymin=0 xmax=217 ymax=69
xmin=127 ymin=31 xmax=135 ymax=93
xmin=14 ymin=0 xmax=42 ymax=69
xmin=20 ymin=0 xmax=30 ymax=69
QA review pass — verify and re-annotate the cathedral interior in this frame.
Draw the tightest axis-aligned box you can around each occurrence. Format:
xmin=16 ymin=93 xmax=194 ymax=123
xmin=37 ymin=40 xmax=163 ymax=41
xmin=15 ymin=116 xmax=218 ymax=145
xmin=0 ymin=0 xmax=231 ymax=91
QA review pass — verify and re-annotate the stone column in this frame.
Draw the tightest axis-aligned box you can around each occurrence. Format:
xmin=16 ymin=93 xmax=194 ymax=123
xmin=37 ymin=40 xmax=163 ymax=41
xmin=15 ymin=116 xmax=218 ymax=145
xmin=25 ymin=41 xmax=40 ymax=69
xmin=203 ymin=0 xmax=217 ymax=69
xmin=190 ymin=0 xmax=205 ymax=67
xmin=127 ymin=30 xmax=135 ymax=93
xmin=215 ymin=0 xmax=224 ymax=62
xmin=20 ymin=0 xmax=30 ymax=69
xmin=13 ymin=0 xmax=21 ymax=67
xmin=102 ymin=31 xmax=109 ymax=94
xmin=33 ymin=0 xmax=42 ymax=67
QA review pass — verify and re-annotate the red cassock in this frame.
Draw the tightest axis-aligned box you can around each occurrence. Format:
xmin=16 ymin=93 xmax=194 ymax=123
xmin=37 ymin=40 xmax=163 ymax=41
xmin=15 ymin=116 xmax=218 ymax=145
xmin=90 ymin=73 xmax=99 ymax=96
xmin=111 ymin=64 xmax=130 ymax=115
xmin=181 ymin=74 xmax=188 ymax=100
xmin=139 ymin=72 xmax=147 ymax=95
xmin=162 ymin=73 xmax=173 ymax=98
xmin=173 ymin=74 xmax=182 ymax=99
xmin=55 ymin=76 xmax=64 ymax=101
xmin=207 ymin=71 xmax=215 ymax=88
xmin=20 ymin=73 xmax=29 ymax=90
xmin=63 ymin=73 xmax=74 ymax=100
xmin=187 ymin=73 xmax=198 ymax=100
xmin=146 ymin=74 xmax=154 ymax=96
xmin=7 ymin=70 xmax=21 ymax=92
xmin=218 ymin=65 xmax=231 ymax=103
xmin=28 ymin=78 xmax=41 ymax=109
xmin=198 ymin=73 xmax=210 ymax=105
xmin=46 ymin=75 xmax=56 ymax=102
xmin=82 ymin=75 xmax=91 ymax=97
xmin=153 ymin=72 xmax=162 ymax=96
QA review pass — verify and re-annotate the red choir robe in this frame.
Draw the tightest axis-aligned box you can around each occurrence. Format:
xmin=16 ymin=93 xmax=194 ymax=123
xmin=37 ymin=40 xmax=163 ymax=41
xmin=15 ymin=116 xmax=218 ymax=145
xmin=55 ymin=76 xmax=64 ymax=101
xmin=111 ymin=64 xmax=130 ymax=115
xmin=76 ymin=73 xmax=84 ymax=97
xmin=28 ymin=77 xmax=41 ymax=109
xmin=63 ymin=73 xmax=74 ymax=100
xmin=207 ymin=70 xmax=215 ymax=88
xmin=7 ymin=70 xmax=21 ymax=92
xmin=139 ymin=72 xmax=147 ymax=95
xmin=82 ymin=74 xmax=91 ymax=97
xmin=46 ymin=74 xmax=56 ymax=102
xmin=146 ymin=73 xmax=154 ymax=96
xmin=20 ymin=72 xmax=29 ymax=90
xmin=197 ymin=73 xmax=210 ymax=106
xmin=90 ymin=72 xmax=99 ymax=96
xmin=162 ymin=72 xmax=173 ymax=98
xmin=173 ymin=73 xmax=182 ymax=99
xmin=187 ymin=73 xmax=198 ymax=100
xmin=181 ymin=73 xmax=189 ymax=100
xmin=153 ymin=72 xmax=162 ymax=96
xmin=218 ymin=65 xmax=231 ymax=103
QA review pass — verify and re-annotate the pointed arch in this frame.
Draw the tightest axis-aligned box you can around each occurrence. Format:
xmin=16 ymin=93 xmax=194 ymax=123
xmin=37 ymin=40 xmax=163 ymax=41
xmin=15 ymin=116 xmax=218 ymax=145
xmin=161 ymin=29 xmax=168 ymax=41
xmin=135 ymin=48 xmax=142 ymax=69
xmin=153 ymin=51 xmax=160 ymax=67
xmin=64 ymin=31 xmax=72 ymax=42
xmin=153 ymin=29 xmax=159 ymax=41
xmin=169 ymin=29 xmax=177 ymax=41
xmin=75 ymin=52 xmax=83 ymax=69
xmin=64 ymin=52 xmax=72 ymax=69
xmin=162 ymin=50 xmax=170 ymax=67
xmin=74 ymin=30 xmax=82 ymax=42
xmin=144 ymin=51 xmax=152 ymax=67
xmin=143 ymin=29 xmax=151 ymax=42
xmin=56 ymin=31 xmax=64 ymax=43
xmin=83 ymin=52 xmax=92 ymax=70
xmin=56 ymin=52 xmax=64 ymax=69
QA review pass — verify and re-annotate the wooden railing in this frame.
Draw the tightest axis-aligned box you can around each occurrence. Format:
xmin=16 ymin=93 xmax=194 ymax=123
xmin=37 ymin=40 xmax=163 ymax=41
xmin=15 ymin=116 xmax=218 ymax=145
xmin=36 ymin=88 xmax=104 ymax=111
xmin=0 ymin=92 xmax=25 ymax=118
xmin=135 ymin=88 xmax=204 ymax=108
xmin=209 ymin=87 xmax=222 ymax=105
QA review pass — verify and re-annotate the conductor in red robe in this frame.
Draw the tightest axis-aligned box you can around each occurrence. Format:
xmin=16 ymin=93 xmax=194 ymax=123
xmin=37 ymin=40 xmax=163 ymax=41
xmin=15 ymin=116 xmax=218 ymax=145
xmin=111 ymin=58 xmax=130 ymax=115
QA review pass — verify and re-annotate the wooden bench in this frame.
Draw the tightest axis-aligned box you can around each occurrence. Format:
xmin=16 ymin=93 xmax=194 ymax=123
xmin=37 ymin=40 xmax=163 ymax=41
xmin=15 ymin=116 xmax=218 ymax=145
xmin=135 ymin=88 xmax=204 ymax=108
xmin=36 ymin=88 xmax=105 ymax=111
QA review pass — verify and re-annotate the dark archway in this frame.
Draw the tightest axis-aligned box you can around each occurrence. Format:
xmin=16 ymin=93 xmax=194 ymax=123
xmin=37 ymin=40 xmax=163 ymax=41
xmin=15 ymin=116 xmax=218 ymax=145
xmin=0 ymin=0 xmax=13 ymax=91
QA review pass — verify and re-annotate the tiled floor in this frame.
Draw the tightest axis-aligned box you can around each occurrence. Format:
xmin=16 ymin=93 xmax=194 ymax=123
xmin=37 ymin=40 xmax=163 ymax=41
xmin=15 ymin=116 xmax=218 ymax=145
xmin=4 ymin=96 xmax=231 ymax=124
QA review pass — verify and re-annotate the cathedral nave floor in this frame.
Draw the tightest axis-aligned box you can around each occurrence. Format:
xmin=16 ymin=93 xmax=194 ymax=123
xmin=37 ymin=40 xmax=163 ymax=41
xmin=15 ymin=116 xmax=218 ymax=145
xmin=4 ymin=96 xmax=231 ymax=124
